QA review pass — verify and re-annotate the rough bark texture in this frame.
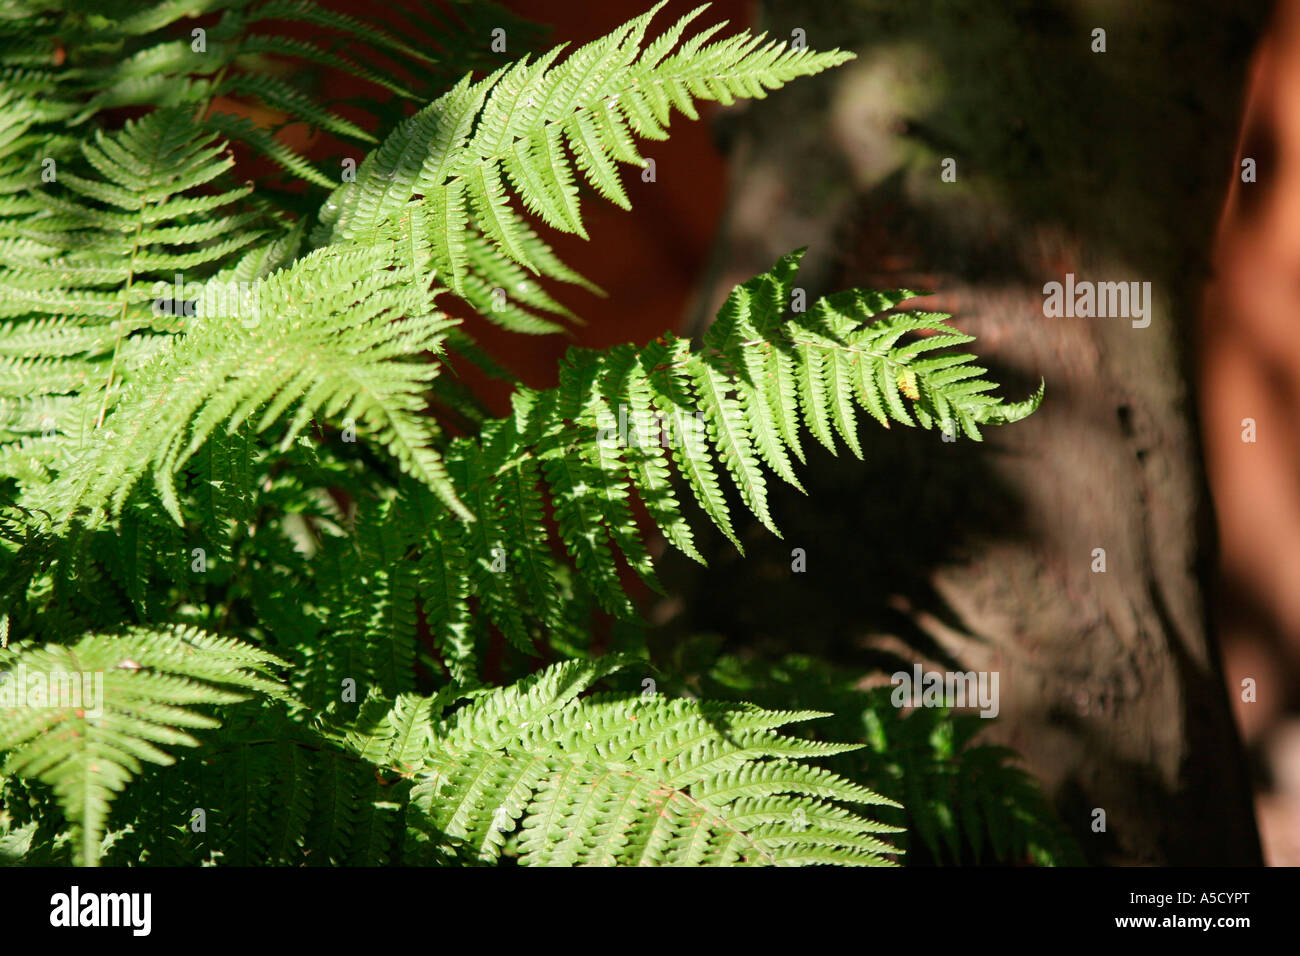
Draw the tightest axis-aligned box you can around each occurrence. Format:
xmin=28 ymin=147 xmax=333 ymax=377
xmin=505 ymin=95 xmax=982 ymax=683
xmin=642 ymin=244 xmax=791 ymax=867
xmin=658 ymin=0 xmax=1265 ymax=864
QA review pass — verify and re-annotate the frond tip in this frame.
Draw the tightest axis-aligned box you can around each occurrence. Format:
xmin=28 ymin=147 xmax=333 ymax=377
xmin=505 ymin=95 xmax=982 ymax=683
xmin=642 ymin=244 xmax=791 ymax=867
xmin=319 ymin=2 xmax=856 ymax=307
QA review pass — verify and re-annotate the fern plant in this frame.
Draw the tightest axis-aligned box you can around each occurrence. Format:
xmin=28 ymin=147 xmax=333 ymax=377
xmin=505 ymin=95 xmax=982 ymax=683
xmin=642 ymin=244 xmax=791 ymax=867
xmin=0 ymin=1 xmax=1059 ymax=867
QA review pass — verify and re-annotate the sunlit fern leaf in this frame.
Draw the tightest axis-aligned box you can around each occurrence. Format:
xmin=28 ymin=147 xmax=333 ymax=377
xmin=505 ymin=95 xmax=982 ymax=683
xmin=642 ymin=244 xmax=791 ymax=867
xmin=0 ymin=110 xmax=264 ymax=464
xmin=0 ymin=2 xmax=1050 ymax=871
xmin=0 ymin=625 xmax=288 ymax=865
xmin=398 ymin=251 xmax=1040 ymax=676
xmin=23 ymin=237 xmax=469 ymax=524
xmin=325 ymin=656 xmax=901 ymax=866
xmin=319 ymin=1 xmax=855 ymax=323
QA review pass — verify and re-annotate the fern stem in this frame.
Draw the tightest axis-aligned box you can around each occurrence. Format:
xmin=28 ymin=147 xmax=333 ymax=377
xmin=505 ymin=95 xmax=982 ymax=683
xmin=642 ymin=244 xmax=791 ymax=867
xmin=95 ymin=218 xmax=146 ymax=429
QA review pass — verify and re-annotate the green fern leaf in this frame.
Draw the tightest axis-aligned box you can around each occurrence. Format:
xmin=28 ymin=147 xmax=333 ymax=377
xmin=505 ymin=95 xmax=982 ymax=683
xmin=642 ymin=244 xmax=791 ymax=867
xmin=0 ymin=626 xmax=287 ymax=865
xmin=331 ymin=657 xmax=901 ymax=866
xmin=321 ymin=2 xmax=855 ymax=314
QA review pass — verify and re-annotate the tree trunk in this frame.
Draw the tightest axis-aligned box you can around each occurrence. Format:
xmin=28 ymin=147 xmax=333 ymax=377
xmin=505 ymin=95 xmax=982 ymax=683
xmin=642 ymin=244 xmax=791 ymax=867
xmin=661 ymin=0 xmax=1265 ymax=865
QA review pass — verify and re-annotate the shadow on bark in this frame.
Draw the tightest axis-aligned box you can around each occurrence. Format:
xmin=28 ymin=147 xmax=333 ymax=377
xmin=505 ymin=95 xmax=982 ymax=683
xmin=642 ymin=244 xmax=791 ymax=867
xmin=659 ymin=0 xmax=1269 ymax=864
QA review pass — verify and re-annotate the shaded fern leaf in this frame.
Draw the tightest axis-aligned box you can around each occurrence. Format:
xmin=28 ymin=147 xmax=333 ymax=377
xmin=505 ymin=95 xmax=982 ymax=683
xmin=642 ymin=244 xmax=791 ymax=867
xmin=1 ymin=0 xmax=527 ymax=203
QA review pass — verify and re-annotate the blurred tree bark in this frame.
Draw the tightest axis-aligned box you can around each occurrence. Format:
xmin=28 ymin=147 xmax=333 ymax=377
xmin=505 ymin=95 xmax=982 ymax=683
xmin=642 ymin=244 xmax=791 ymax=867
xmin=660 ymin=0 xmax=1266 ymax=864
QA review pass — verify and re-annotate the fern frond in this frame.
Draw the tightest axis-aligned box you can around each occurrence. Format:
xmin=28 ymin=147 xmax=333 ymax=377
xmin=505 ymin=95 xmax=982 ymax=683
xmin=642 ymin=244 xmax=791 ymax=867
xmin=0 ymin=3 xmax=1054 ymax=871
xmin=320 ymin=2 xmax=855 ymax=317
xmin=0 ymin=625 xmax=288 ymax=865
xmin=406 ymin=251 xmax=1039 ymax=674
xmin=326 ymin=657 xmax=900 ymax=866
xmin=23 ymin=237 xmax=469 ymax=524
xmin=678 ymin=648 xmax=1084 ymax=866
xmin=0 ymin=110 xmax=266 ymax=467
xmin=1 ymin=0 xmax=515 ymax=210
